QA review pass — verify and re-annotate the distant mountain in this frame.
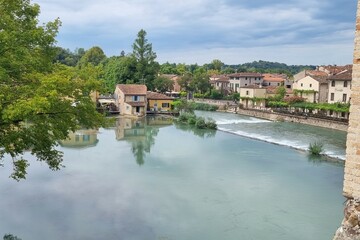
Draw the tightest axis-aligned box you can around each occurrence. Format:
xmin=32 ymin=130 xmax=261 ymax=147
xmin=225 ymin=60 xmax=316 ymax=76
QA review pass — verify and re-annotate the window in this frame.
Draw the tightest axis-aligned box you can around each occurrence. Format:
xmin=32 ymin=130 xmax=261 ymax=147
xmin=343 ymin=94 xmax=347 ymax=102
xmin=235 ymin=83 xmax=239 ymax=89
xmin=132 ymin=96 xmax=139 ymax=101
xmin=330 ymin=93 xmax=334 ymax=101
xmin=246 ymin=91 xmax=249 ymax=95
xmin=301 ymin=83 xmax=303 ymax=87
xmin=309 ymin=84 xmax=312 ymax=88
xmin=331 ymin=81 xmax=335 ymax=87
xmin=83 ymin=135 xmax=90 ymax=142
xmin=344 ymin=81 xmax=348 ymax=87
xmin=162 ymin=103 xmax=169 ymax=108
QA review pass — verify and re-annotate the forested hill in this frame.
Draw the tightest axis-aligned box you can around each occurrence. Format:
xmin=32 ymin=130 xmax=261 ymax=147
xmin=226 ymin=60 xmax=316 ymax=75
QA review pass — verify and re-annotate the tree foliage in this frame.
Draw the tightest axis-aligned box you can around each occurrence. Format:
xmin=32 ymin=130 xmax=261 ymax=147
xmin=132 ymin=29 xmax=159 ymax=89
xmin=78 ymin=46 xmax=107 ymax=68
xmin=0 ymin=0 xmax=104 ymax=180
xmin=153 ymin=76 xmax=174 ymax=93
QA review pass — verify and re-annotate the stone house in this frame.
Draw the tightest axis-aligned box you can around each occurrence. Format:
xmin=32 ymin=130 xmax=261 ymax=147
xmin=292 ymin=70 xmax=329 ymax=103
xmin=146 ymin=91 xmax=174 ymax=112
xmin=228 ymin=73 xmax=263 ymax=92
xmin=239 ymin=85 xmax=267 ymax=108
xmin=327 ymin=68 xmax=352 ymax=104
xmin=262 ymin=74 xmax=287 ymax=87
xmin=209 ymin=75 xmax=230 ymax=94
xmin=114 ymin=84 xmax=147 ymax=117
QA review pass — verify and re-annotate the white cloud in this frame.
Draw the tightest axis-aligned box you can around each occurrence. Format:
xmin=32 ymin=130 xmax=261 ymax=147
xmin=33 ymin=0 xmax=356 ymax=65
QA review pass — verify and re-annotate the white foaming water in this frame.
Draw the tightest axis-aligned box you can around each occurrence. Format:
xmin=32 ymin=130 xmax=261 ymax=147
xmin=218 ymin=127 xmax=346 ymax=160
xmin=216 ymin=117 xmax=271 ymax=125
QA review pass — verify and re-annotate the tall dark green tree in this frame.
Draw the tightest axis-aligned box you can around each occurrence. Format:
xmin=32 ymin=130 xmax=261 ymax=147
xmin=0 ymin=0 xmax=104 ymax=180
xmin=132 ymin=29 xmax=159 ymax=89
xmin=78 ymin=46 xmax=107 ymax=68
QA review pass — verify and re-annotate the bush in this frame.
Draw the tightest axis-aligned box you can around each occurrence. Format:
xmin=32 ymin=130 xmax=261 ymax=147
xmin=195 ymin=117 xmax=207 ymax=129
xmin=191 ymin=102 xmax=219 ymax=111
xmin=205 ymin=118 xmax=217 ymax=129
xmin=187 ymin=115 xmax=197 ymax=125
xmin=178 ymin=112 xmax=196 ymax=122
xmin=308 ymin=141 xmax=324 ymax=155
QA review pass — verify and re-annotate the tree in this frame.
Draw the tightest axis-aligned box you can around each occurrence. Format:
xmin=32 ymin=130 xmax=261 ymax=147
xmin=103 ymin=56 xmax=137 ymax=92
xmin=178 ymin=73 xmax=195 ymax=99
xmin=210 ymin=59 xmax=224 ymax=71
xmin=0 ymin=0 xmax=104 ymax=180
xmin=132 ymin=29 xmax=159 ymax=89
xmin=153 ymin=76 xmax=174 ymax=93
xmin=78 ymin=46 xmax=107 ymax=68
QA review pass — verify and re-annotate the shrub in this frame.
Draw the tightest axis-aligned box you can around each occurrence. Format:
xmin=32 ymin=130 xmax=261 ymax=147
xmin=308 ymin=141 xmax=324 ymax=155
xmin=195 ymin=117 xmax=207 ymax=129
xmin=205 ymin=118 xmax=217 ymax=129
xmin=187 ymin=115 xmax=197 ymax=125
xmin=178 ymin=112 xmax=195 ymax=122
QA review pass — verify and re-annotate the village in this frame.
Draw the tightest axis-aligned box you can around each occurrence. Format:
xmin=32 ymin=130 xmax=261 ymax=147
xmin=96 ymin=64 xmax=352 ymax=124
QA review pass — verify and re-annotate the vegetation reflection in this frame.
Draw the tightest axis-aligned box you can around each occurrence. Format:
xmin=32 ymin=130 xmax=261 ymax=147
xmin=115 ymin=116 xmax=172 ymax=165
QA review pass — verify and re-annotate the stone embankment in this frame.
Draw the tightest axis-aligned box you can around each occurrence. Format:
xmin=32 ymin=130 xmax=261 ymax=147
xmin=193 ymin=99 xmax=348 ymax=132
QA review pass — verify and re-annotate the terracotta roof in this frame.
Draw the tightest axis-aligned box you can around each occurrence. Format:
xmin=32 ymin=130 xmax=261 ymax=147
xmin=311 ymin=76 xmax=328 ymax=84
xmin=328 ymin=69 xmax=352 ymax=81
xmin=126 ymin=102 xmax=146 ymax=107
xmin=116 ymin=84 xmax=147 ymax=95
xmin=210 ymin=76 xmax=229 ymax=83
xmin=262 ymin=73 xmax=287 ymax=82
xmin=306 ymin=70 xmax=328 ymax=77
xmin=228 ymin=73 xmax=263 ymax=78
xmin=147 ymin=91 xmax=174 ymax=100
xmin=318 ymin=65 xmax=352 ymax=75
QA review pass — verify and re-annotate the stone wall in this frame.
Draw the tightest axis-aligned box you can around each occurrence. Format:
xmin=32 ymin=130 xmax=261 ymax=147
xmin=236 ymin=108 xmax=348 ymax=132
xmin=333 ymin=0 xmax=360 ymax=239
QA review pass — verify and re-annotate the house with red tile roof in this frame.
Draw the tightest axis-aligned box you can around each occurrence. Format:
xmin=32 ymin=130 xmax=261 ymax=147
xmin=328 ymin=68 xmax=352 ymax=104
xmin=209 ymin=75 xmax=230 ymax=94
xmin=292 ymin=70 xmax=329 ymax=103
xmin=115 ymin=84 xmax=147 ymax=117
xmin=146 ymin=91 xmax=174 ymax=112
xmin=262 ymin=74 xmax=288 ymax=87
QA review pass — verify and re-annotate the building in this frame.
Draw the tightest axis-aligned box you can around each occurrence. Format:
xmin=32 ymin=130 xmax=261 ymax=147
xmin=327 ymin=68 xmax=352 ymax=104
xmin=146 ymin=91 xmax=174 ymax=112
xmin=239 ymin=85 xmax=267 ymax=108
xmin=114 ymin=84 xmax=147 ymax=117
xmin=228 ymin=73 xmax=263 ymax=92
xmin=262 ymin=74 xmax=287 ymax=87
xmin=209 ymin=75 xmax=230 ymax=94
xmin=161 ymin=74 xmax=181 ymax=92
xmin=292 ymin=70 xmax=329 ymax=103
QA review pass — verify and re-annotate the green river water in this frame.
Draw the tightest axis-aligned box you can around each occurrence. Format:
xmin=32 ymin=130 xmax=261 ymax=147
xmin=0 ymin=113 xmax=345 ymax=240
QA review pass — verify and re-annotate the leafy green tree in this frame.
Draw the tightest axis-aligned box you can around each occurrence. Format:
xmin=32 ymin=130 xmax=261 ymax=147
xmin=103 ymin=56 xmax=137 ymax=92
xmin=210 ymin=59 xmax=224 ymax=71
xmin=0 ymin=0 xmax=104 ymax=180
xmin=78 ymin=46 xmax=107 ymax=68
xmin=193 ymin=71 xmax=211 ymax=94
xmin=160 ymin=62 xmax=179 ymax=74
xmin=178 ymin=73 xmax=195 ymax=99
xmin=132 ymin=29 xmax=159 ymax=89
xmin=153 ymin=76 xmax=174 ymax=93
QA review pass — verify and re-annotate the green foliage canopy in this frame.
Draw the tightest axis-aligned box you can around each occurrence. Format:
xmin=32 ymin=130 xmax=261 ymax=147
xmin=0 ymin=0 xmax=104 ymax=180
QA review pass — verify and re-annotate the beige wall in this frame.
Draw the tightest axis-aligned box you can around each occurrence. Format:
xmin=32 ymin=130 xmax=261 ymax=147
xmin=328 ymin=80 xmax=352 ymax=103
xmin=293 ymin=76 xmax=320 ymax=102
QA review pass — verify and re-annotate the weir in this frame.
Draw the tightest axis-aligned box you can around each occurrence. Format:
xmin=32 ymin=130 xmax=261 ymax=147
xmin=333 ymin=1 xmax=360 ymax=239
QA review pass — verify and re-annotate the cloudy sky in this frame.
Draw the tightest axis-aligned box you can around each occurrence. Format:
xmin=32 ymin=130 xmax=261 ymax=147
xmin=33 ymin=0 xmax=357 ymax=66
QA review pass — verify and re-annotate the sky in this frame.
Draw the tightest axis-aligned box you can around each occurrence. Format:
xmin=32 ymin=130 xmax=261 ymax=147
xmin=33 ymin=0 xmax=357 ymax=66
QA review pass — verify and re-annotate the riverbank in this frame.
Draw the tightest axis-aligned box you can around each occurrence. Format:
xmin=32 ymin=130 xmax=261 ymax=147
xmin=192 ymin=98 xmax=348 ymax=132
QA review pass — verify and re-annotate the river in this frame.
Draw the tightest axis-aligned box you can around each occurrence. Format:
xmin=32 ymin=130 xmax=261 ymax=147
xmin=0 ymin=114 xmax=345 ymax=240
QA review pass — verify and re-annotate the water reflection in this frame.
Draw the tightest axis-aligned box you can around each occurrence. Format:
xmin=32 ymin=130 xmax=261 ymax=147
xmin=174 ymin=122 xmax=217 ymax=138
xmin=115 ymin=116 xmax=173 ymax=165
xmin=59 ymin=129 xmax=99 ymax=148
